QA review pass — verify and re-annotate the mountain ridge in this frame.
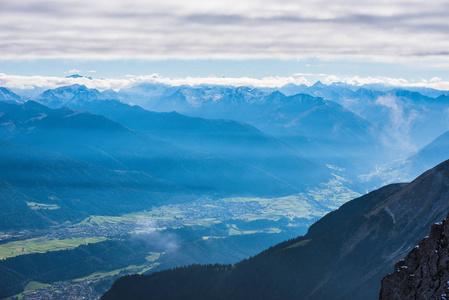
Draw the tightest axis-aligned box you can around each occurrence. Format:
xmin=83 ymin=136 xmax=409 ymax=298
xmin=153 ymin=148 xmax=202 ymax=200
xmin=0 ymin=100 xmax=318 ymax=197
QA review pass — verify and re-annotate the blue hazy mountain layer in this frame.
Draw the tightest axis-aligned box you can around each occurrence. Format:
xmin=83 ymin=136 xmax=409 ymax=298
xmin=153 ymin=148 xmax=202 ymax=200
xmin=115 ymin=82 xmax=449 ymax=165
xmin=409 ymin=130 xmax=449 ymax=174
xmin=112 ymin=82 xmax=449 ymax=154
xmin=3 ymin=82 xmax=449 ymax=221
xmin=67 ymin=99 xmax=330 ymax=190
xmin=6 ymin=82 xmax=449 ymax=186
xmin=0 ymin=101 xmax=322 ymax=201
xmin=113 ymin=85 xmax=382 ymax=169
xmin=17 ymin=82 xmax=449 ymax=161
xmin=30 ymin=84 xmax=384 ymax=178
xmin=289 ymin=83 xmax=449 ymax=152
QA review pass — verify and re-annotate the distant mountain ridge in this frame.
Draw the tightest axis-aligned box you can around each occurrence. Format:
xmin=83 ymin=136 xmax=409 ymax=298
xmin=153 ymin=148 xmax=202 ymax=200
xmin=0 ymin=101 xmax=313 ymax=196
xmin=5 ymin=82 xmax=449 ymax=188
xmin=8 ymin=82 xmax=449 ymax=158
xmin=30 ymin=84 xmax=385 ymax=180
xmin=37 ymin=84 xmax=113 ymax=108
xmin=0 ymin=87 xmax=24 ymax=104
xmin=68 ymin=99 xmax=331 ymax=190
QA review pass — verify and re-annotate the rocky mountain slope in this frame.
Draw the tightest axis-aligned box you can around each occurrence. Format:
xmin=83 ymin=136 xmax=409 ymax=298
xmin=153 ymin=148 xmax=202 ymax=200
xmin=380 ymin=211 xmax=449 ymax=300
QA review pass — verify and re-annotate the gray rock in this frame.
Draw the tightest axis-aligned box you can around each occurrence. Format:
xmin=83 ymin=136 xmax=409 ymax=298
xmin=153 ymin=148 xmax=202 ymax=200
xmin=380 ymin=215 xmax=449 ymax=299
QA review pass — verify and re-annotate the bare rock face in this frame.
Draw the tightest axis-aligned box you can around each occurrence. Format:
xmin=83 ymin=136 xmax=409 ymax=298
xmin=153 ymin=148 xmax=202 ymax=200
xmin=380 ymin=213 xmax=449 ymax=300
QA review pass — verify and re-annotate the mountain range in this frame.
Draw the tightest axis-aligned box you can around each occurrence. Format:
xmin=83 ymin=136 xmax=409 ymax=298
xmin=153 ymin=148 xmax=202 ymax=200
xmin=11 ymin=84 xmax=388 ymax=178
xmin=3 ymin=82 xmax=449 ymax=212
xmin=10 ymin=81 xmax=449 ymax=173
xmin=0 ymin=100 xmax=328 ymax=197
xmin=4 ymin=81 xmax=449 ymax=210
xmin=67 ymin=99 xmax=330 ymax=189
xmin=117 ymin=84 xmax=382 ymax=161
xmin=2 ymin=81 xmax=449 ymax=299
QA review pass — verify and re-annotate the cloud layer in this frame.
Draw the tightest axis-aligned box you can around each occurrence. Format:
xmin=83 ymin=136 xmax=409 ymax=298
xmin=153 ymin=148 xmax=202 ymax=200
xmin=1 ymin=0 xmax=449 ymax=60
xmin=2 ymin=73 xmax=449 ymax=91
xmin=0 ymin=73 xmax=311 ymax=90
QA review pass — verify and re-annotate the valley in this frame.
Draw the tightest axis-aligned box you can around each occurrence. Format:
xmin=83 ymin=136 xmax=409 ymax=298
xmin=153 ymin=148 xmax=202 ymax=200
xmin=2 ymin=176 xmax=358 ymax=299
xmin=103 ymin=159 xmax=449 ymax=300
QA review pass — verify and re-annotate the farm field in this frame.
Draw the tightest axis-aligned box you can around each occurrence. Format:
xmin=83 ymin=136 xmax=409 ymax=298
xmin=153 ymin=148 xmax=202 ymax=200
xmin=0 ymin=236 xmax=107 ymax=260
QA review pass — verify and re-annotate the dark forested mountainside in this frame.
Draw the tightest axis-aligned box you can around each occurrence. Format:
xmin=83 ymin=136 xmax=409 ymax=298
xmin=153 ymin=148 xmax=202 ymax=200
xmin=0 ymin=179 xmax=50 ymax=231
xmin=103 ymin=159 xmax=449 ymax=300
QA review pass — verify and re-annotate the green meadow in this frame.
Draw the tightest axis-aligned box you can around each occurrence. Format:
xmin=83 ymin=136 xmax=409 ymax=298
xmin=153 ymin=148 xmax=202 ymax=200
xmin=0 ymin=236 xmax=107 ymax=260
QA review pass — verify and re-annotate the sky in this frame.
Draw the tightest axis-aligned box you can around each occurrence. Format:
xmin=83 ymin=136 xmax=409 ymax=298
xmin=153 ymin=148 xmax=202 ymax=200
xmin=1 ymin=0 xmax=449 ymax=90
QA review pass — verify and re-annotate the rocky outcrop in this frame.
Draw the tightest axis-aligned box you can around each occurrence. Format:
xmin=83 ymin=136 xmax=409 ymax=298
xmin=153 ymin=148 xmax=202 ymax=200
xmin=380 ymin=213 xmax=449 ymax=300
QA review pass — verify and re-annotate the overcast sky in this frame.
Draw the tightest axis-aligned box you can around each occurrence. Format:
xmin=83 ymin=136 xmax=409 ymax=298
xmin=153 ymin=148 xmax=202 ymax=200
xmin=1 ymin=0 xmax=449 ymax=88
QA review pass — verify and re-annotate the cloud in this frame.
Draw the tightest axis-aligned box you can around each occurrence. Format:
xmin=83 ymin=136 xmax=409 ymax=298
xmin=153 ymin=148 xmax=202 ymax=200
xmin=0 ymin=73 xmax=310 ymax=90
xmin=320 ymin=74 xmax=449 ymax=90
xmin=375 ymin=95 xmax=419 ymax=153
xmin=133 ymin=217 xmax=180 ymax=253
xmin=68 ymin=69 xmax=80 ymax=74
xmin=1 ymin=0 xmax=449 ymax=61
xmin=322 ymin=75 xmax=409 ymax=87
xmin=1 ymin=72 xmax=449 ymax=92
xmin=293 ymin=73 xmax=329 ymax=77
